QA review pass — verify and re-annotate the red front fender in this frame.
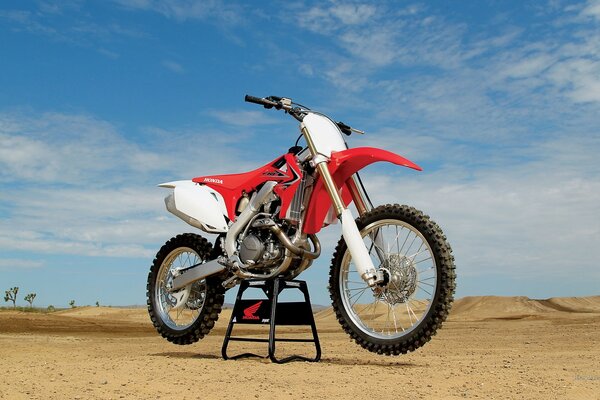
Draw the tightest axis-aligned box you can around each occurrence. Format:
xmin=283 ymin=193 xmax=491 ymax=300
xmin=303 ymin=147 xmax=421 ymax=234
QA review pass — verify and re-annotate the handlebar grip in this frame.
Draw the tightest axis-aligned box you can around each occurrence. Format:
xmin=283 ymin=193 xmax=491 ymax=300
xmin=245 ymin=95 xmax=266 ymax=105
xmin=245 ymin=94 xmax=278 ymax=109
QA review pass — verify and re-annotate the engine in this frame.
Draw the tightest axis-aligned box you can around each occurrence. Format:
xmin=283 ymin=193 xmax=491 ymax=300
xmin=238 ymin=227 xmax=285 ymax=269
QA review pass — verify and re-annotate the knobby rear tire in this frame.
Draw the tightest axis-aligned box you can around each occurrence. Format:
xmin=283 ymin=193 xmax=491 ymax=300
xmin=329 ymin=204 xmax=456 ymax=355
xmin=147 ymin=233 xmax=225 ymax=345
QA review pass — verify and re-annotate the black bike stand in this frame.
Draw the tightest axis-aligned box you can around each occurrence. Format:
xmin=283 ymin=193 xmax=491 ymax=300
xmin=221 ymin=278 xmax=321 ymax=364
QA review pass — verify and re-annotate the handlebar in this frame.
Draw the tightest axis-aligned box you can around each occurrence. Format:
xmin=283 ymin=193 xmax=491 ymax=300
xmin=244 ymin=94 xmax=365 ymax=133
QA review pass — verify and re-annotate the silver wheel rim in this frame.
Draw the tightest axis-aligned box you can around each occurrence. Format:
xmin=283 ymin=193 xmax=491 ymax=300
xmin=339 ymin=219 xmax=437 ymax=339
xmin=155 ymin=247 xmax=207 ymax=331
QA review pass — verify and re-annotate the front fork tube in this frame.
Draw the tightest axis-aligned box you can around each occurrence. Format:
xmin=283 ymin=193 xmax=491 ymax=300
xmin=347 ymin=175 xmax=387 ymax=270
xmin=314 ymin=162 xmax=380 ymax=287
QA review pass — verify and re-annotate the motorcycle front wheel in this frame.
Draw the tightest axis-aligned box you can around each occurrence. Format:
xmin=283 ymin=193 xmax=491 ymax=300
xmin=329 ymin=204 xmax=456 ymax=355
xmin=147 ymin=233 xmax=224 ymax=345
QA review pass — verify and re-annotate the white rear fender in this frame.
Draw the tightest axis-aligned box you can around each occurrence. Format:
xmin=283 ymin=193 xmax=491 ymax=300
xmin=159 ymin=180 xmax=229 ymax=233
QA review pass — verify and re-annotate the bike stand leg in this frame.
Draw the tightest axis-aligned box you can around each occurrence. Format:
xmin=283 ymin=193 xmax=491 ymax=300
xmin=221 ymin=278 xmax=321 ymax=363
xmin=221 ymin=280 xmax=268 ymax=360
xmin=268 ymin=279 xmax=321 ymax=364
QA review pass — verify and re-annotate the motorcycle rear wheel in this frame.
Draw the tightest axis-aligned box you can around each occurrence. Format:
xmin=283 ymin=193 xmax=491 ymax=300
xmin=329 ymin=204 xmax=455 ymax=355
xmin=147 ymin=233 xmax=225 ymax=345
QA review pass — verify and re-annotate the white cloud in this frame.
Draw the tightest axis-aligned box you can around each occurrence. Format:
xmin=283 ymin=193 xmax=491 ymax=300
xmin=297 ymin=5 xmax=337 ymax=34
xmin=114 ymin=0 xmax=240 ymax=23
xmin=581 ymin=0 xmax=600 ymax=20
xmin=298 ymin=4 xmax=466 ymax=70
xmin=162 ymin=60 xmax=185 ymax=74
xmin=0 ymin=231 xmax=156 ymax=258
xmin=323 ymin=61 xmax=369 ymax=92
xmin=340 ymin=29 xmax=397 ymax=67
xmin=0 ymin=110 xmax=250 ymax=259
xmin=98 ymin=48 xmax=120 ymax=59
xmin=501 ymin=52 xmax=556 ymax=79
xmin=298 ymin=2 xmax=377 ymax=33
xmin=329 ymin=3 xmax=376 ymax=25
xmin=298 ymin=63 xmax=314 ymax=76
xmin=0 ymin=9 xmax=58 ymax=37
xmin=0 ymin=258 xmax=44 ymax=270
xmin=547 ymin=58 xmax=600 ymax=103
xmin=286 ymin=0 xmax=600 ymax=136
xmin=0 ymin=183 xmax=186 ymax=258
xmin=0 ymin=5 xmax=146 ymax=46
xmin=0 ymin=112 xmax=163 ymax=184
xmin=206 ymin=110 xmax=280 ymax=127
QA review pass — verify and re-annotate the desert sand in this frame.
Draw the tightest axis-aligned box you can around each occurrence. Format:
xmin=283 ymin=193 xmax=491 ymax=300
xmin=1 ymin=296 xmax=599 ymax=400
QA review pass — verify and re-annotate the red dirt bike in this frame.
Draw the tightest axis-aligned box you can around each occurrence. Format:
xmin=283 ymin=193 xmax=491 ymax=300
xmin=147 ymin=95 xmax=456 ymax=355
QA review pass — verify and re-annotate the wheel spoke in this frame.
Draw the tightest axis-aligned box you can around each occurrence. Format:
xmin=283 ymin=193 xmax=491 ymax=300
xmin=415 ymin=257 xmax=433 ymax=266
xmin=370 ymin=239 xmax=387 ymax=258
xmin=417 ymin=284 xmax=433 ymax=297
xmin=395 ymin=225 xmax=401 ymax=256
xmin=349 ymin=287 xmax=369 ymax=303
xmin=347 ymin=281 xmax=368 ymax=286
xmin=390 ymin=304 xmax=403 ymax=332
xmin=384 ymin=301 xmax=391 ymax=333
xmin=397 ymin=229 xmax=411 ymax=257
xmin=407 ymin=243 xmax=425 ymax=263
xmin=406 ymin=301 xmax=419 ymax=324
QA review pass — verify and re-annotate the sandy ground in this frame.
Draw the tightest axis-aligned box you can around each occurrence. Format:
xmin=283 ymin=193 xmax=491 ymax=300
xmin=1 ymin=296 xmax=599 ymax=400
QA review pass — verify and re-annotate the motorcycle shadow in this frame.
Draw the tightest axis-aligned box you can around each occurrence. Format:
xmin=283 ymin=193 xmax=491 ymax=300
xmin=319 ymin=357 xmax=418 ymax=367
xmin=150 ymin=351 xmax=419 ymax=367
xmin=150 ymin=351 xmax=222 ymax=360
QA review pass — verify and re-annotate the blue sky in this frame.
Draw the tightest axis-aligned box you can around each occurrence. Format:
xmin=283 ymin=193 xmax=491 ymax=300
xmin=1 ymin=0 xmax=599 ymax=307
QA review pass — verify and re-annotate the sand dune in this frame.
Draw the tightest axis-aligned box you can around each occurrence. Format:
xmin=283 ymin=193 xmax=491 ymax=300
xmin=541 ymin=296 xmax=600 ymax=313
xmin=56 ymin=306 xmax=149 ymax=321
xmin=43 ymin=295 xmax=600 ymax=327
xmin=317 ymin=295 xmax=600 ymax=322
xmin=450 ymin=295 xmax=600 ymax=320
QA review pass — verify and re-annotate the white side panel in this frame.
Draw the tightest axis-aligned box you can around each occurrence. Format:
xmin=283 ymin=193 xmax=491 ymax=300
xmin=302 ymin=112 xmax=347 ymax=157
xmin=160 ymin=180 xmax=229 ymax=233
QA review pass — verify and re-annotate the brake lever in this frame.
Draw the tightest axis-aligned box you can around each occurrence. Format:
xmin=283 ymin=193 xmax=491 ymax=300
xmin=337 ymin=121 xmax=353 ymax=136
xmin=271 ymin=97 xmax=292 ymax=111
xmin=337 ymin=121 xmax=365 ymax=135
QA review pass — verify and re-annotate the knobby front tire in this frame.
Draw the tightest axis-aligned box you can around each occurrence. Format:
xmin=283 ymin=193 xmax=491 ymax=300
xmin=329 ymin=204 xmax=456 ymax=355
